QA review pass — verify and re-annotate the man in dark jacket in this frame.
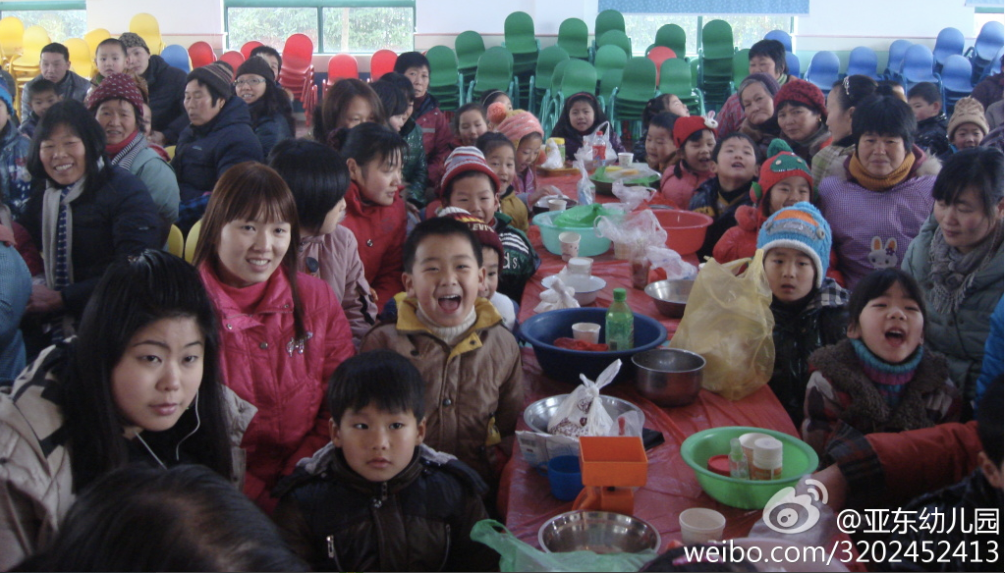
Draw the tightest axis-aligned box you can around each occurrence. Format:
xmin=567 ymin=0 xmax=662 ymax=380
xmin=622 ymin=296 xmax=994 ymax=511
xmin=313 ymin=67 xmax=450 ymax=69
xmin=120 ymin=33 xmax=188 ymax=145
xmin=19 ymin=43 xmax=90 ymax=120
xmin=172 ymin=62 xmax=263 ymax=232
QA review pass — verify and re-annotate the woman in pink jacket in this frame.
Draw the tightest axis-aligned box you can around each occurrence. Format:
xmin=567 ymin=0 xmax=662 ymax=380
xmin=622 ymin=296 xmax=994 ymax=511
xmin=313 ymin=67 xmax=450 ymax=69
xmin=194 ymin=162 xmax=355 ymax=512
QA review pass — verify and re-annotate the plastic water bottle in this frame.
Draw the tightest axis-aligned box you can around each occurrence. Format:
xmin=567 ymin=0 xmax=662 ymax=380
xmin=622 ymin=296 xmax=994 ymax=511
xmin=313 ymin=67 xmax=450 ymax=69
xmin=605 ymin=288 xmax=634 ymax=351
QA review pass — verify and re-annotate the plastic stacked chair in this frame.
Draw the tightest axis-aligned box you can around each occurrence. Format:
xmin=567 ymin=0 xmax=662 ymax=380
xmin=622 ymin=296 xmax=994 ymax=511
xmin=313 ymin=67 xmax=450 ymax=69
xmin=184 ymin=220 xmax=202 ymax=263
xmin=426 ymin=45 xmax=461 ymax=112
xmin=659 ymin=58 xmax=704 ymax=116
xmin=220 ymin=50 xmax=246 ymax=73
xmin=188 ymin=41 xmax=217 ymax=69
xmin=785 ymin=52 xmax=801 ymax=78
xmin=64 ymin=38 xmax=93 ymax=79
xmin=369 ymin=49 xmax=397 ymax=80
xmin=0 ymin=17 xmax=23 ymax=68
xmin=597 ymin=30 xmax=632 ymax=60
xmin=504 ymin=11 xmax=539 ymax=109
xmin=845 ymin=46 xmax=880 ymax=80
xmin=732 ymin=49 xmax=750 ymax=87
xmin=537 ymin=59 xmax=568 ymax=133
xmin=455 ymin=30 xmax=485 ymax=86
xmin=941 ymin=54 xmax=973 ymax=115
xmin=129 ymin=13 xmax=165 ymax=55
xmin=540 ymin=58 xmax=596 ymax=135
xmin=167 ymin=225 xmax=184 ymax=259
xmin=240 ymin=41 xmax=263 ymax=61
xmin=528 ymin=45 xmax=569 ymax=115
xmin=884 ymin=39 xmax=913 ymax=81
xmin=557 ymin=18 xmax=589 ymax=60
xmin=966 ymin=21 xmax=1004 ymax=84
xmin=279 ymin=33 xmax=315 ymax=104
xmin=326 ymin=53 xmax=359 ymax=88
xmin=901 ymin=44 xmax=940 ymax=94
xmin=466 ymin=46 xmax=513 ymax=105
xmin=648 ymin=46 xmax=676 ymax=84
xmin=932 ymin=27 xmax=964 ymax=74
xmin=764 ymin=30 xmax=792 ymax=53
xmin=593 ymin=9 xmax=625 ymax=58
xmin=804 ymin=50 xmax=840 ymax=95
xmin=652 ymin=24 xmax=686 ymax=61
xmin=11 ymin=25 xmax=50 ymax=107
xmin=84 ymin=28 xmax=111 ymax=57
xmin=611 ymin=57 xmax=658 ymax=137
xmin=594 ymin=44 xmax=627 ymax=94
xmin=597 ymin=67 xmax=623 ymax=117
xmin=698 ymin=19 xmax=734 ymax=110
xmin=161 ymin=44 xmax=191 ymax=72
xmin=976 ymin=47 xmax=1004 ymax=84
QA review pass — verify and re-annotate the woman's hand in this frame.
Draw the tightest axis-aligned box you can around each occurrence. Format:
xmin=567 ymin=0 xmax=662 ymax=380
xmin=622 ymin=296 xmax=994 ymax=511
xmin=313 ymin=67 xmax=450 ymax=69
xmin=27 ymin=284 xmax=64 ymax=314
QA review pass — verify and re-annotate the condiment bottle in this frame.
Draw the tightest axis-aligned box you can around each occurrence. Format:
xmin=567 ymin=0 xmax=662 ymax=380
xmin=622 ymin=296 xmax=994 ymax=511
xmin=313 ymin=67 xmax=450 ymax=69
xmin=750 ymin=437 xmax=783 ymax=481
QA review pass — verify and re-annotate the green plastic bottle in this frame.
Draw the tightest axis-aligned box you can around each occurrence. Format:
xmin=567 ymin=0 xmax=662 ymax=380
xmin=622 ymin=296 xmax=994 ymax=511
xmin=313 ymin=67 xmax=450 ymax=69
xmin=605 ymin=288 xmax=634 ymax=351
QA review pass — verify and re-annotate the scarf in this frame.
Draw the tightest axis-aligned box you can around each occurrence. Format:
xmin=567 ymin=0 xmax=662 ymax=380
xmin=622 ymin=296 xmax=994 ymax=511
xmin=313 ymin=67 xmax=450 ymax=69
xmin=416 ymin=306 xmax=477 ymax=346
xmin=848 ymin=150 xmax=916 ymax=191
xmin=851 ymin=338 xmax=924 ymax=408
xmin=928 ymin=218 xmax=1004 ymax=315
xmin=42 ymin=178 xmax=87 ymax=290
xmin=106 ymin=130 xmax=147 ymax=171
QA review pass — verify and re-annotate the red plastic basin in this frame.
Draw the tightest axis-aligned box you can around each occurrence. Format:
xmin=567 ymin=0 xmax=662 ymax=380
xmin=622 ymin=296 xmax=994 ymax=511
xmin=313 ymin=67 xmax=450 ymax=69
xmin=651 ymin=209 xmax=713 ymax=255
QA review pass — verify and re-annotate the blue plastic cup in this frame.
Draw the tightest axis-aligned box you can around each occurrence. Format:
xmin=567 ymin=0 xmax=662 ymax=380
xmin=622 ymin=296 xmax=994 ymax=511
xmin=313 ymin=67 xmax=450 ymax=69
xmin=547 ymin=455 xmax=584 ymax=501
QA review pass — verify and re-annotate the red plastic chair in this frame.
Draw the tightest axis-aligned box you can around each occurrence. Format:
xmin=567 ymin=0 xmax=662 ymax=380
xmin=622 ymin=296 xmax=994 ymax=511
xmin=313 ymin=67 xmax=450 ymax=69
xmin=220 ymin=50 xmax=246 ymax=72
xmin=240 ymin=40 xmax=263 ymax=61
xmin=327 ymin=53 xmax=359 ymax=85
xmin=279 ymin=33 xmax=315 ymax=99
xmin=188 ymin=41 xmax=217 ymax=68
xmin=369 ymin=49 xmax=398 ymax=80
xmin=647 ymin=46 xmax=676 ymax=84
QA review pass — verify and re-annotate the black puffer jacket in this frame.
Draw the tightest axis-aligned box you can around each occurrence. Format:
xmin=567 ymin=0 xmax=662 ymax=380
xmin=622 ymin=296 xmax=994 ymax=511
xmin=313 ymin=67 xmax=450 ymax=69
xmin=273 ymin=444 xmax=497 ymax=572
xmin=769 ymin=277 xmax=848 ymax=426
xmin=142 ymin=55 xmax=188 ymax=140
xmin=172 ymin=96 xmax=263 ymax=204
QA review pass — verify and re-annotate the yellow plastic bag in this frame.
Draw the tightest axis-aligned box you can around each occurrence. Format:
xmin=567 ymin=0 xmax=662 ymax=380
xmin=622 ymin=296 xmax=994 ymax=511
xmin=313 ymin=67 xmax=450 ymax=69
xmin=668 ymin=249 xmax=775 ymax=400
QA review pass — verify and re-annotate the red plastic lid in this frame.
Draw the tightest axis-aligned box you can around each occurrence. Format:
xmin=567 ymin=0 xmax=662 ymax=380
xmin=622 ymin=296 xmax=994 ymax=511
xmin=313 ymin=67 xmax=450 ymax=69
xmin=707 ymin=454 xmax=731 ymax=477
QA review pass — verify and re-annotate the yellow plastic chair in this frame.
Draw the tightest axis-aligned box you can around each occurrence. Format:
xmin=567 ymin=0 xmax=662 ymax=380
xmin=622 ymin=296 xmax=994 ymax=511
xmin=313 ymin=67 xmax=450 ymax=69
xmin=184 ymin=219 xmax=201 ymax=263
xmin=64 ymin=38 xmax=93 ymax=78
xmin=84 ymin=28 xmax=111 ymax=57
xmin=0 ymin=16 xmax=23 ymax=66
xmin=129 ymin=13 xmax=164 ymax=55
xmin=165 ymin=145 xmax=176 ymax=160
xmin=20 ymin=26 xmax=50 ymax=62
xmin=167 ymin=224 xmax=184 ymax=258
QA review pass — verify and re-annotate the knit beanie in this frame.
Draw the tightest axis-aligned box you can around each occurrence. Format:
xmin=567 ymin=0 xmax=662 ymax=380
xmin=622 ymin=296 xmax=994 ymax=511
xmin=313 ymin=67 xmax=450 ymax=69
xmin=750 ymin=139 xmax=814 ymax=204
xmin=118 ymin=32 xmax=149 ymax=54
xmin=187 ymin=62 xmax=233 ymax=100
xmin=85 ymin=72 xmax=146 ymax=118
xmin=497 ymin=110 xmax=543 ymax=146
xmin=235 ymin=55 xmax=276 ymax=84
xmin=738 ymin=72 xmax=781 ymax=100
xmin=774 ymin=78 xmax=827 ymax=119
xmin=672 ymin=114 xmax=718 ymax=148
xmin=441 ymin=210 xmax=504 ymax=261
xmin=947 ymin=97 xmax=989 ymax=139
xmin=757 ymin=202 xmax=832 ymax=288
xmin=440 ymin=146 xmax=501 ymax=196
xmin=0 ymin=84 xmax=13 ymax=119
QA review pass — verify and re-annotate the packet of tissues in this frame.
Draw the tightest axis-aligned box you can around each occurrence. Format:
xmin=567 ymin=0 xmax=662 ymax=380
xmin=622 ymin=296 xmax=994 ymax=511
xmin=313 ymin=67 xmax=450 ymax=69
xmin=534 ymin=273 xmax=580 ymax=313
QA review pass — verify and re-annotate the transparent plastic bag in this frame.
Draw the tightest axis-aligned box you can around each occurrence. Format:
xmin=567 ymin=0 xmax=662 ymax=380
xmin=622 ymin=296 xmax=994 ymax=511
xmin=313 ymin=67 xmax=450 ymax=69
xmin=611 ymin=180 xmax=655 ymax=211
xmin=584 ymin=121 xmax=618 ymax=161
xmin=668 ymin=249 xmax=775 ymax=400
xmin=471 ymin=520 xmax=658 ymax=572
xmin=574 ymin=157 xmax=595 ymax=206
xmin=606 ymin=163 xmax=660 ymax=182
xmin=541 ymin=138 xmax=564 ymax=170
xmin=595 ymin=209 xmax=667 ymax=260
xmin=534 ymin=274 xmax=580 ymax=313
xmin=548 ymin=360 xmax=621 ymax=437
xmin=646 ymin=246 xmax=697 ymax=281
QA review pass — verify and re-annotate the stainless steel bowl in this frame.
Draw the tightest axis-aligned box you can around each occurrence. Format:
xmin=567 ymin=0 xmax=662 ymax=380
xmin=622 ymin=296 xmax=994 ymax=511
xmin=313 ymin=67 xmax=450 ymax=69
xmin=523 ymin=394 xmax=644 ymax=434
xmin=632 ymin=348 xmax=705 ymax=407
xmin=538 ymin=510 xmax=661 ymax=554
xmin=644 ymin=279 xmax=694 ymax=318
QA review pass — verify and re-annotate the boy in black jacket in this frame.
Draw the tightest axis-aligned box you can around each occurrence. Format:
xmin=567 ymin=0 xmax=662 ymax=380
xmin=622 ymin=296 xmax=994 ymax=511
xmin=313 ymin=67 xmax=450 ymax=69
xmin=908 ymin=82 xmax=950 ymax=158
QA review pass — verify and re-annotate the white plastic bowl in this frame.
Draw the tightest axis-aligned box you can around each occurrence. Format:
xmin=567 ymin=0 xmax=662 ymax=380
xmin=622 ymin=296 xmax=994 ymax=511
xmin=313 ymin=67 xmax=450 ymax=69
xmin=543 ymin=275 xmax=607 ymax=305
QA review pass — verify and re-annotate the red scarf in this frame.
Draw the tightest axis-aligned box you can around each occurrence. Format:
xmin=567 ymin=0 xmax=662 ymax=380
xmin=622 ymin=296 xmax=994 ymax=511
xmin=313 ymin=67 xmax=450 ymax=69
xmin=105 ymin=129 xmax=139 ymax=158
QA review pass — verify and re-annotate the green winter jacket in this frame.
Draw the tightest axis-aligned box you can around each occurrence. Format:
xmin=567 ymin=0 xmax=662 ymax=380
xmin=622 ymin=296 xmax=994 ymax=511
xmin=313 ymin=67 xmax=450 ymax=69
xmin=903 ymin=215 xmax=1004 ymax=402
xmin=401 ymin=118 xmax=428 ymax=208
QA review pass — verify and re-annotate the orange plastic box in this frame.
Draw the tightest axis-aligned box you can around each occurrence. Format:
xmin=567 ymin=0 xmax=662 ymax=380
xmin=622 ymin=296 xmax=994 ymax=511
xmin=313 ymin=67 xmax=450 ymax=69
xmin=579 ymin=436 xmax=648 ymax=487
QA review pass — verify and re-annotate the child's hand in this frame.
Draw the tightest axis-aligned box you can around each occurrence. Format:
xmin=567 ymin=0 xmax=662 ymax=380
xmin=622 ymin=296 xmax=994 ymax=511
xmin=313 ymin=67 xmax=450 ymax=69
xmin=527 ymin=185 xmax=562 ymax=206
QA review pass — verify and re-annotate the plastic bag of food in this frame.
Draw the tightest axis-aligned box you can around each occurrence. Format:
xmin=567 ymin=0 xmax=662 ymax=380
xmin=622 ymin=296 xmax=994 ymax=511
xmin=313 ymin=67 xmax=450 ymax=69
xmin=540 ymin=138 xmax=564 ymax=170
xmin=583 ymin=121 xmax=618 ymax=161
xmin=554 ymin=203 xmax=617 ymax=228
xmin=605 ymin=163 xmax=660 ymax=182
xmin=548 ymin=360 xmax=621 ymax=437
xmin=534 ymin=274 xmax=580 ymax=313
xmin=595 ymin=208 xmax=667 ymax=260
xmin=646 ymin=246 xmax=697 ymax=281
xmin=611 ymin=179 xmax=656 ymax=211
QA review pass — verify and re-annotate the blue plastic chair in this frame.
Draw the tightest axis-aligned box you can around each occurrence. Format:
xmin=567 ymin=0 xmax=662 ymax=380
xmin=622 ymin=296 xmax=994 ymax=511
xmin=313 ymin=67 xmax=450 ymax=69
xmin=785 ymin=52 xmax=800 ymax=78
xmin=902 ymin=44 xmax=940 ymax=92
xmin=804 ymin=51 xmax=840 ymax=94
xmin=846 ymin=46 xmax=880 ymax=80
xmin=884 ymin=40 xmax=913 ymax=80
xmin=161 ymin=44 xmax=190 ymax=72
xmin=941 ymin=54 xmax=973 ymax=114
xmin=764 ymin=30 xmax=792 ymax=52
xmin=973 ymin=21 xmax=1005 ymax=64
xmin=933 ymin=27 xmax=964 ymax=71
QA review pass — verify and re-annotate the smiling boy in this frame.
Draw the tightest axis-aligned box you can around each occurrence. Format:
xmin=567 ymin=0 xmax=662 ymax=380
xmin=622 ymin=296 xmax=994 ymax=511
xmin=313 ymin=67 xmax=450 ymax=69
xmin=360 ymin=217 xmax=523 ymax=488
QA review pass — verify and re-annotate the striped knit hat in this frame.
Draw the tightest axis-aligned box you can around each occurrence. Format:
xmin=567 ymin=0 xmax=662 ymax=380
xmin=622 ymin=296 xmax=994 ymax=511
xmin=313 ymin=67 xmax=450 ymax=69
xmin=757 ymin=202 xmax=831 ymax=287
xmin=750 ymin=139 xmax=814 ymax=204
xmin=441 ymin=210 xmax=504 ymax=260
xmin=440 ymin=146 xmax=500 ymax=197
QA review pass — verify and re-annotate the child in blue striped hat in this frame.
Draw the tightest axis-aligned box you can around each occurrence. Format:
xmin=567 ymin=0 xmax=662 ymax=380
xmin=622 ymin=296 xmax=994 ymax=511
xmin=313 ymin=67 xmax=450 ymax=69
xmin=756 ymin=202 xmax=848 ymax=426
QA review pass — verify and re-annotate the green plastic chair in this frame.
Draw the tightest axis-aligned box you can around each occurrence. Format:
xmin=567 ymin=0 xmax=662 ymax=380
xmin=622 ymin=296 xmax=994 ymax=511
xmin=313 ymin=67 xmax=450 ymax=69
xmin=467 ymin=46 xmax=513 ymax=103
xmin=597 ymin=30 xmax=632 ymax=59
xmin=504 ymin=11 xmax=537 ymax=56
xmin=455 ymin=30 xmax=485 ymax=81
xmin=655 ymin=24 xmax=686 ymax=60
xmin=557 ymin=18 xmax=589 ymax=60
xmin=701 ymin=19 xmax=735 ymax=60
xmin=542 ymin=59 xmax=596 ymax=134
xmin=597 ymin=67 xmax=623 ymax=116
xmin=529 ymin=45 xmax=569 ymax=115
xmin=612 ymin=57 xmax=657 ymax=121
xmin=659 ymin=58 xmax=704 ymax=116
xmin=594 ymin=44 xmax=628 ymax=91
xmin=733 ymin=49 xmax=751 ymax=87
xmin=595 ymin=9 xmax=625 ymax=39
xmin=427 ymin=45 xmax=461 ymax=110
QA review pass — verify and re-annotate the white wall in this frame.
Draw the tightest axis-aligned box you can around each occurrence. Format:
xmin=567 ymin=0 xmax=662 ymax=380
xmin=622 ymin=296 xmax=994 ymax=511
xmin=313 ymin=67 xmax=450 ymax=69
xmin=87 ymin=0 xmax=225 ymax=48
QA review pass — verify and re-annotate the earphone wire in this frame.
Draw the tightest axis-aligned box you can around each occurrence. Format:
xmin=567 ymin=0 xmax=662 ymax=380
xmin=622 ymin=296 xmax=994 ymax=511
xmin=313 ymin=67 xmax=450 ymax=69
xmin=135 ymin=432 xmax=167 ymax=470
xmin=175 ymin=391 xmax=201 ymax=461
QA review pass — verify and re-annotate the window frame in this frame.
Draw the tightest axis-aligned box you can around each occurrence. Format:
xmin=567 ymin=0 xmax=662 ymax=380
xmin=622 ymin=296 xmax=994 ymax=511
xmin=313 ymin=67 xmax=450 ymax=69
xmin=224 ymin=0 xmax=416 ymax=54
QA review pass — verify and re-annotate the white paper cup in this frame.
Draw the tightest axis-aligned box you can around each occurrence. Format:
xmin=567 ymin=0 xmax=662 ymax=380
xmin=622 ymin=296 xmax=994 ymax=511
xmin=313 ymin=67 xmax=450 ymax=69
xmin=572 ymin=322 xmax=602 ymax=344
xmin=548 ymin=198 xmax=567 ymax=211
xmin=567 ymin=257 xmax=593 ymax=278
xmin=679 ymin=508 xmax=726 ymax=544
xmin=559 ymin=231 xmax=581 ymax=261
xmin=618 ymin=152 xmax=634 ymax=168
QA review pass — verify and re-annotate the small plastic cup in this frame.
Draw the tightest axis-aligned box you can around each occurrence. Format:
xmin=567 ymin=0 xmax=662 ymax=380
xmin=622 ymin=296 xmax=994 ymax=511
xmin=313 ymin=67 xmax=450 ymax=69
xmin=548 ymin=198 xmax=567 ymax=211
xmin=572 ymin=322 xmax=601 ymax=344
xmin=679 ymin=507 xmax=726 ymax=544
xmin=547 ymin=455 xmax=584 ymax=501
xmin=618 ymin=152 xmax=634 ymax=168
xmin=567 ymin=257 xmax=593 ymax=279
xmin=559 ymin=231 xmax=581 ymax=262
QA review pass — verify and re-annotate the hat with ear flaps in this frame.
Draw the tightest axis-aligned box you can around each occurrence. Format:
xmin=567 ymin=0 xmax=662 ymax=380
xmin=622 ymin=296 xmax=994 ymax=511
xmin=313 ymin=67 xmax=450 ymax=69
xmin=750 ymin=138 xmax=815 ymax=204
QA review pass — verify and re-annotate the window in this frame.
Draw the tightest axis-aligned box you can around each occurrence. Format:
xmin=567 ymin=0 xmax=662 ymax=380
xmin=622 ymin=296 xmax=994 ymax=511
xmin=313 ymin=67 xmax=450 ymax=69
xmin=0 ymin=2 xmax=86 ymax=44
xmin=225 ymin=0 xmax=414 ymax=54
xmin=624 ymin=14 xmax=793 ymax=58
